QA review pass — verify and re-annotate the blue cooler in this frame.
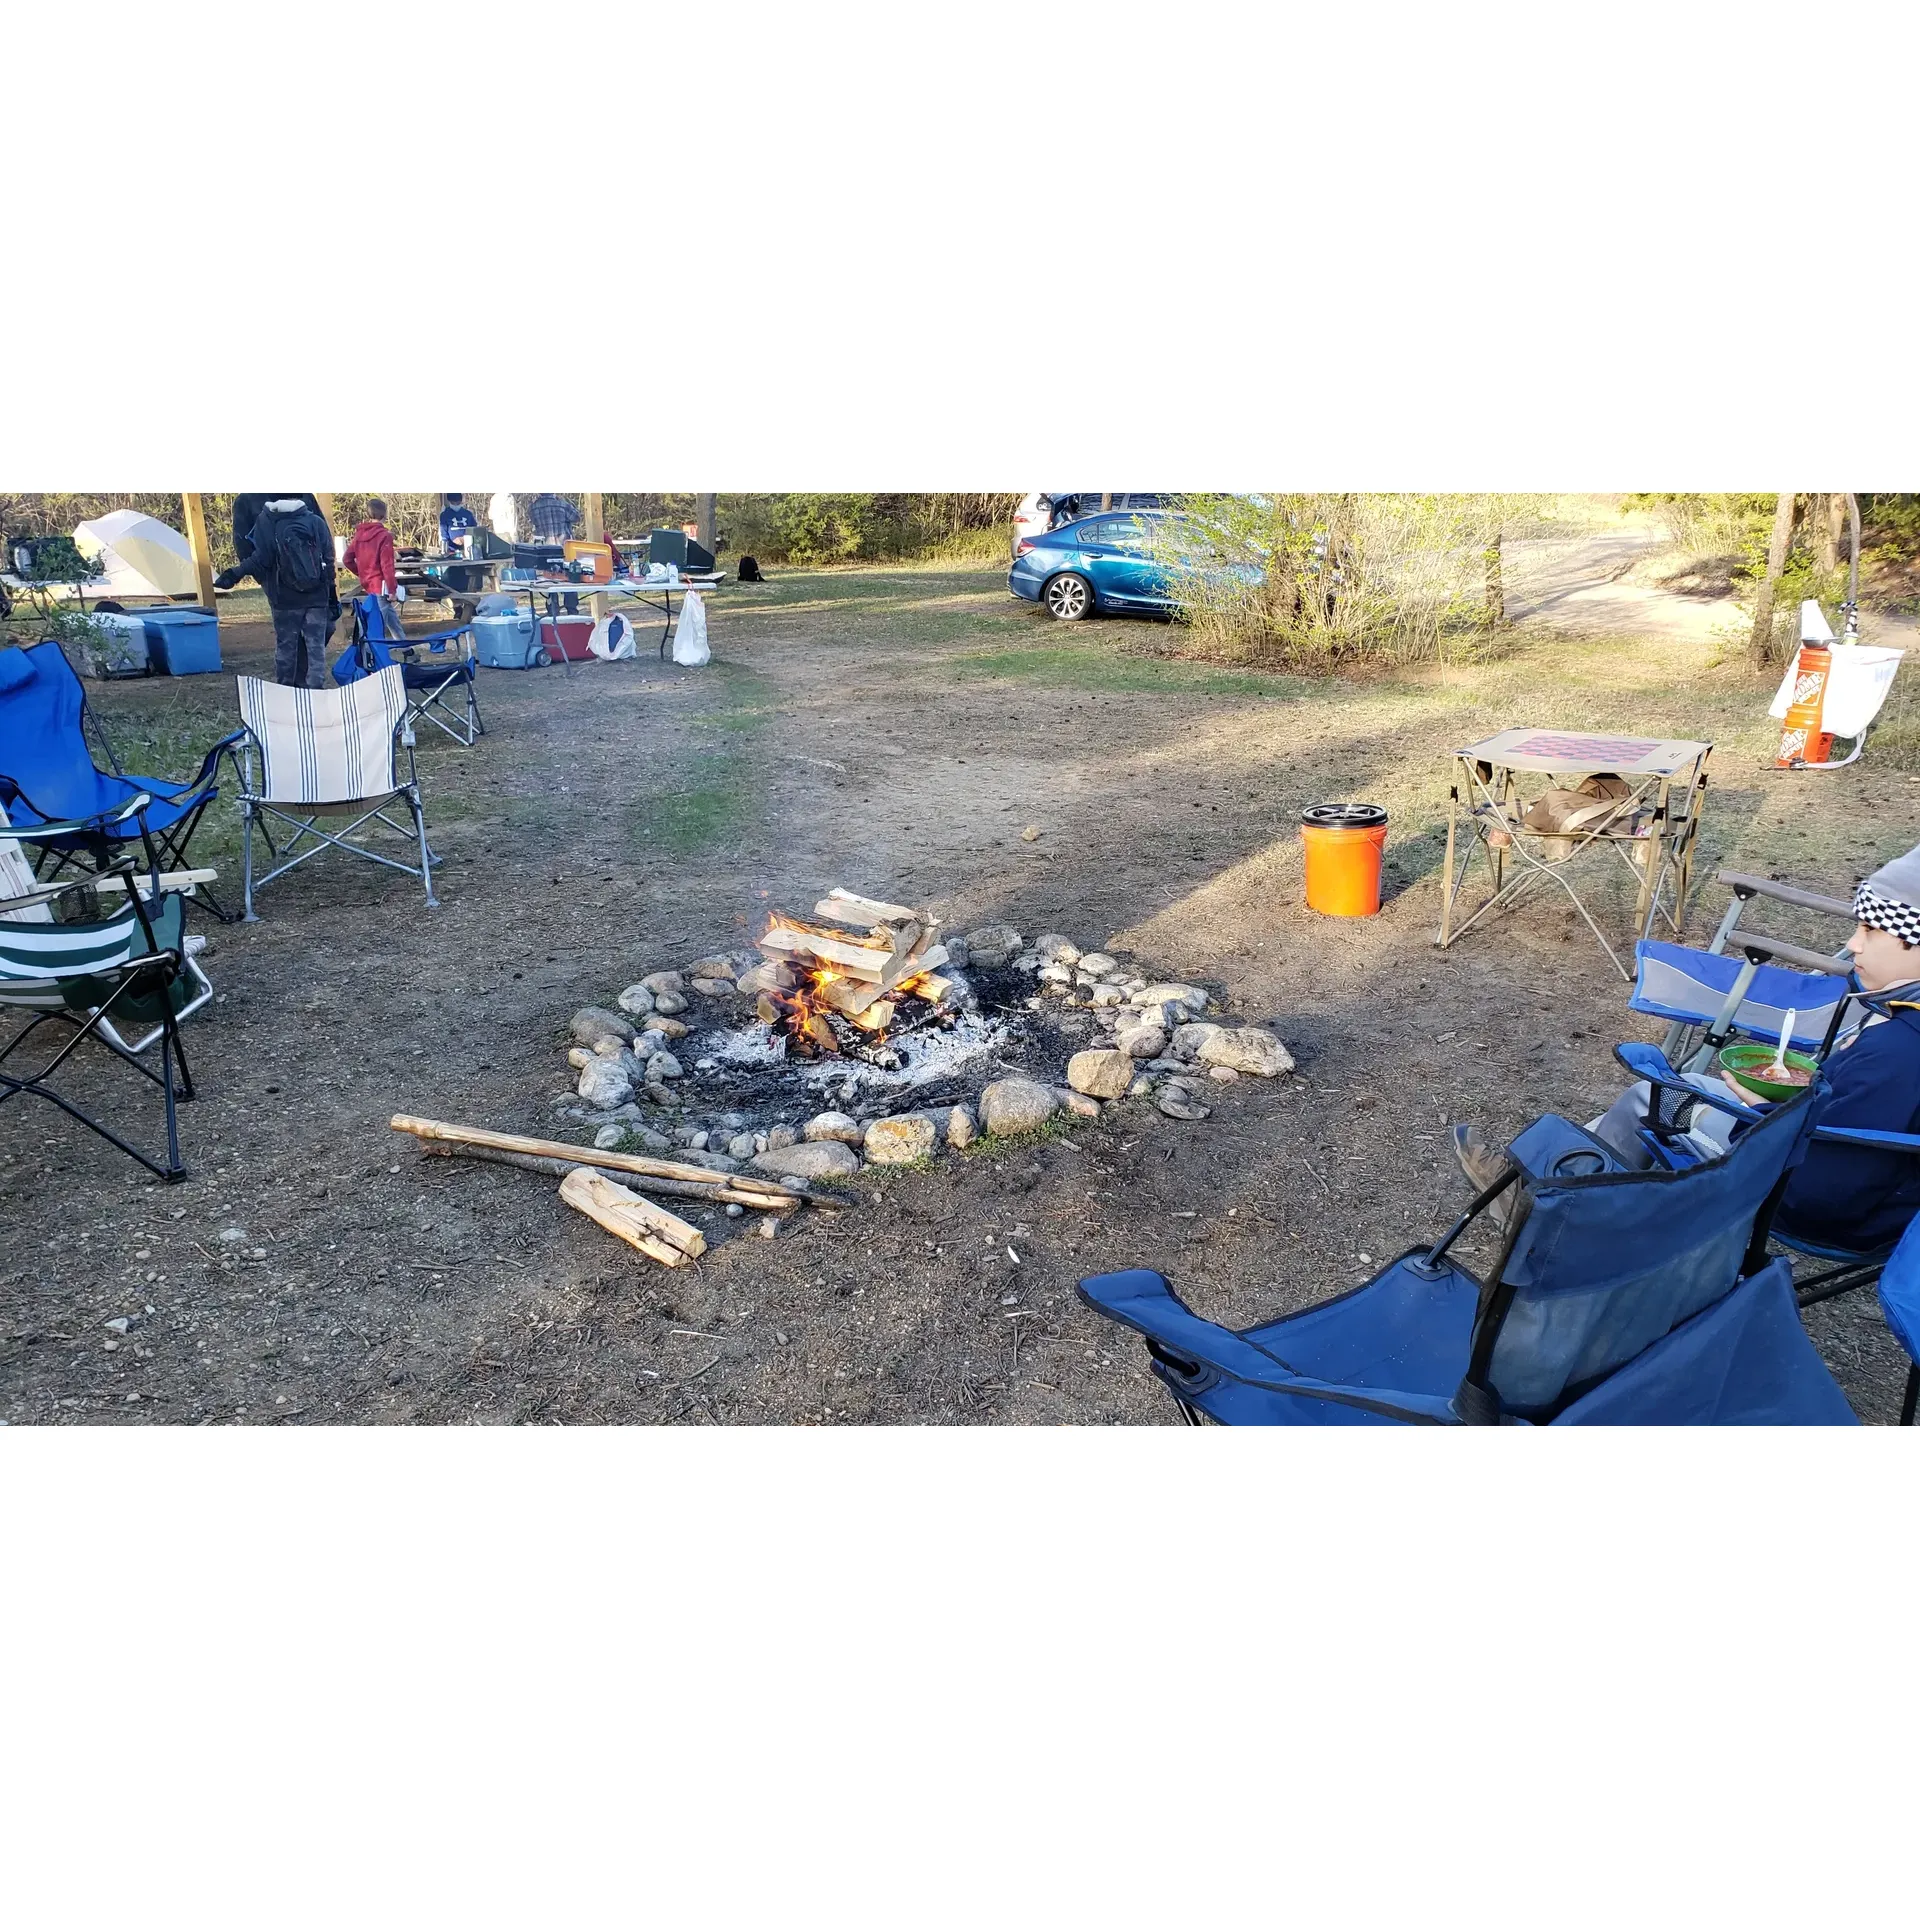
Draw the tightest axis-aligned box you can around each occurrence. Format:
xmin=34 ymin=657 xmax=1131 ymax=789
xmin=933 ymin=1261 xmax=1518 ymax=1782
xmin=141 ymin=606 xmax=222 ymax=675
xmin=473 ymin=608 xmax=544 ymax=669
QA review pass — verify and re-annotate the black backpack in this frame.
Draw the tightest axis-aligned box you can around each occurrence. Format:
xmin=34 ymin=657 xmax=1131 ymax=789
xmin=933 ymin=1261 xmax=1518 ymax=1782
xmin=738 ymin=554 xmax=763 ymax=583
xmin=272 ymin=507 xmax=334 ymax=594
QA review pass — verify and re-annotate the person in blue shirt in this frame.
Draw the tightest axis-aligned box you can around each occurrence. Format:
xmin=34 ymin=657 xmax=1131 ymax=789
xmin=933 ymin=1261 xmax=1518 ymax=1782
xmin=1454 ymin=841 xmax=1920 ymax=1253
xmin=438 ymin=493 xmax=479 ymax=552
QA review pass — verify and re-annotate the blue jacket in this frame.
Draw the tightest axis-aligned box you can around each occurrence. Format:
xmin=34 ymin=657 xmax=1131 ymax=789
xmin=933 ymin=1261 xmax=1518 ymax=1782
xmin=1775 ymin=993 xmax=1920 ymax=1252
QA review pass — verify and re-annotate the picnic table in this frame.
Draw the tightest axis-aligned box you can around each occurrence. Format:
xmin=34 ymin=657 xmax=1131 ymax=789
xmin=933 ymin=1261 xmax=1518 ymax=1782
xmin=1435 ymin=728 xmax=1713 ymax=979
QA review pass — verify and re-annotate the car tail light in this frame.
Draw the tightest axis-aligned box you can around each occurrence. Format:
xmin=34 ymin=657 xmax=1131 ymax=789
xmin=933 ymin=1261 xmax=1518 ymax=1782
xmin=1015 ymin=538 xmax=1035 ymax=555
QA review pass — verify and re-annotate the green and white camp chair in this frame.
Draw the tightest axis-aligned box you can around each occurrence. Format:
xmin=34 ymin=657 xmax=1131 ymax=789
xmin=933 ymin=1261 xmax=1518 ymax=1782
xmin=1 ymin=793 xmax=209 ymax=1182
xmin=235 ymin=664 xmax=439 ymax=919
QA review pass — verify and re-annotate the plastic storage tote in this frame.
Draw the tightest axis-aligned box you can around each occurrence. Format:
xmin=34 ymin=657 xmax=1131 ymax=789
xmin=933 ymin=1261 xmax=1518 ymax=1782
xmin=73 ymin=612 xmax=152 ymax=678
xmin=140 ymin=607 xmax=222 ymax=675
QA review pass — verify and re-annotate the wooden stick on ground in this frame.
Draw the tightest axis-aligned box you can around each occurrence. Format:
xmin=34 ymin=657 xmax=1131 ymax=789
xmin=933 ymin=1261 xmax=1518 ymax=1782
xmin=559 ymin=1167 xmax=703 ymax=1267
xmin=388 ymin=1115 xmax=853 ymax=1208
xmin=416 ymin=1140 xmax=798 ymax=1211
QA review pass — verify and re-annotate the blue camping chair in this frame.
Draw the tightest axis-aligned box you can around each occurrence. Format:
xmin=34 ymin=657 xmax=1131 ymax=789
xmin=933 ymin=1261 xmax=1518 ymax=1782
xmin=1080 ymin=1047 xmax=1855 ymax=1425
xmin=1633 ymin=868 xmax=1864 ymax=1071
xmin=0 ymin=640 xmax=241 ymax=920
xmin=1875 ymin=1215 xmax=1920 ymax=1425
xmin=333 ymin=597 xmax=484 ymax=746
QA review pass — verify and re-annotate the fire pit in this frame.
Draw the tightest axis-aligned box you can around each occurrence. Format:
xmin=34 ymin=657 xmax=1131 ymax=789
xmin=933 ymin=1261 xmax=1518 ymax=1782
xmin=555 ymin=893 xmax=1296 ymax=1179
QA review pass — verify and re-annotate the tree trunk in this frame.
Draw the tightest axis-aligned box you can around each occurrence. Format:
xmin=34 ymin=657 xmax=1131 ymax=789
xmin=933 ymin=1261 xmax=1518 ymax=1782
xmin=1748 ymin=492 xmax=1797 ymax=668
xmin=1812 ymin=494 xmax=1837 ymax=574
xmin=1483 ymin=532 xmax=1505 ymax=629
xmin=696 ymin=493 xmax=716 ymax=555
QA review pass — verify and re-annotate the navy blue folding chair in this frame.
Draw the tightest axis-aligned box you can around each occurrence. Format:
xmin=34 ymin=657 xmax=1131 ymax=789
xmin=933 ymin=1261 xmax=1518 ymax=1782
xmin=0 ymin=640 xmax=240 ymax=919
xmin=1080 ymin=1048 xmax=1855 ymax=1425
xmin=333 ymin=596 xmax=484 ymax=746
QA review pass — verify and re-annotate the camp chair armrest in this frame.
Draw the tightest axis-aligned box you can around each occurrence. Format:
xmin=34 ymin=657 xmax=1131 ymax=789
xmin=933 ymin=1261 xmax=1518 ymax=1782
xmin=1813 ymin=1127 xmax=1920 ymax=1154
xmin=1723 ymin=932 xmax=1855 ymax=976
xmin=0 ymin=855 xmax=142 ymax=915
xmin=0 ymin=790 xmax=151 ymax=840
xmin=185 ymin=728 xmax=249 ymax=791
xmin=1715 ymin=871 xmax=1857 ymax=920
xmin=1078 ymin=1269 xmax=1461 ymax=1424
xmin=1613 ymin=1041 xmax=1762 ymax=1122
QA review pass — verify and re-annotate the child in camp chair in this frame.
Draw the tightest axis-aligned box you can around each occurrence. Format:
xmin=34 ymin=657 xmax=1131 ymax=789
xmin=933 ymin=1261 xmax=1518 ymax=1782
xmin=1454 ymin=843 xmax=1920 ymax=1255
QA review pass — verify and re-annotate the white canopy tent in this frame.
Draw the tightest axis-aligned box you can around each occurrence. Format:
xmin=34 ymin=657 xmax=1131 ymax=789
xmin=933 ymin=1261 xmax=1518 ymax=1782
xmin=72 ymin=509 xmax=200 ymax=600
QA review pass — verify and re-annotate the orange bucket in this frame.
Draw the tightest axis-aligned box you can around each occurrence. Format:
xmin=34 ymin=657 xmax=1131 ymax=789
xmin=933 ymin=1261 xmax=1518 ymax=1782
xmin=1301 ymin=803 xmax=1388 ymax=917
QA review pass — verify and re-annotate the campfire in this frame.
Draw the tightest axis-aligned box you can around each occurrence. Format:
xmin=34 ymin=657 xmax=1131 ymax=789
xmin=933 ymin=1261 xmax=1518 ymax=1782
xmin=742 ymin=890 xmax=960 ymax=1067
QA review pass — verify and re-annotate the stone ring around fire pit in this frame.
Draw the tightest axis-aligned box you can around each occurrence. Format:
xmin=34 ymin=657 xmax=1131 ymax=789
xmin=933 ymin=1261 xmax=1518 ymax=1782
xmin=555 ymin=900 xmax=1294 ymax=1183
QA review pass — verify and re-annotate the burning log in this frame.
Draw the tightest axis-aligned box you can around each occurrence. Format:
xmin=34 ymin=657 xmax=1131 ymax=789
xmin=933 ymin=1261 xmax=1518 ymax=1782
xmin=811 ymin=888 xmax=923 ymax=930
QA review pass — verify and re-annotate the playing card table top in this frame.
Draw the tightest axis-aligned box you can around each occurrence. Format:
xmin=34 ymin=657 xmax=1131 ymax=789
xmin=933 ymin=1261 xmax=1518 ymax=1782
xmin=1458 ymin=729 xmax=1711 ymax=779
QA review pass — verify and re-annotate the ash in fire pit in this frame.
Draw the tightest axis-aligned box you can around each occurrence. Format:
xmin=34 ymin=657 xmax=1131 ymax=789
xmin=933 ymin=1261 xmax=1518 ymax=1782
xmin=556 ymin=900 xmax=1296 ymax=1179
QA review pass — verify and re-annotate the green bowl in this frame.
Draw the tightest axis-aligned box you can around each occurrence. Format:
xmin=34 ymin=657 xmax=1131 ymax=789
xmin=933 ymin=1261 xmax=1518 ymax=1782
xmin=1718 ymin=1043 xmax=1819 ymax=1101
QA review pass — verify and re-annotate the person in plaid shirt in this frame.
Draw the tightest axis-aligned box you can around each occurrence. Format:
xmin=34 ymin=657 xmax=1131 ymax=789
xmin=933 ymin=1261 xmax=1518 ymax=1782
xmin=528 ymin=494 xmax=580 ymax=543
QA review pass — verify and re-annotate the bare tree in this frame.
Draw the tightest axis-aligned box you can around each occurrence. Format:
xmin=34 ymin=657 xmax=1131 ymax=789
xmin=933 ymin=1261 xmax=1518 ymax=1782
xmin=1748 ymin=492 xmax=1798 ymax=668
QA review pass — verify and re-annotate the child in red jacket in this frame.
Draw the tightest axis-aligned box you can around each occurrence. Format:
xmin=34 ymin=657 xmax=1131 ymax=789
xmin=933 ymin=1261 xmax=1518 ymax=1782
xmin=341 ymin=498 xmax=408 ymax=640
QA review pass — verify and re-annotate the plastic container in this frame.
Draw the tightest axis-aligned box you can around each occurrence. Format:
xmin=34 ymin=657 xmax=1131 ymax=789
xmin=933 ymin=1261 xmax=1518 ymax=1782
xmin=1300 ymin=803 xmax=1388 ymax=917
xmin=73 ymin=611 xmax=151 ymax=678
xmin=1775 ymin=644 xmax=1834 ymax=766
xmin=140 ymin=606 xmax=222 ymax=675
xmin=537 ymin=615 xmax=596 ymax=662
xmin=472 ymin=609 xmax=544 ymax=670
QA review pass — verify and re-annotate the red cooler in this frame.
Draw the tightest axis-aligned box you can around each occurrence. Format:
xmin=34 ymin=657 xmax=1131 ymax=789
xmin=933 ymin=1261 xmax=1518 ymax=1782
xmin=537 ymin=615 xmax=596 ymax=662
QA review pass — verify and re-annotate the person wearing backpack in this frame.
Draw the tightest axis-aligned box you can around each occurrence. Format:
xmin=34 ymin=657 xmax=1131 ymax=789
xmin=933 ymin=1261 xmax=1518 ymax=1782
xmin=215 ymin=495 xmax=342 ymax=686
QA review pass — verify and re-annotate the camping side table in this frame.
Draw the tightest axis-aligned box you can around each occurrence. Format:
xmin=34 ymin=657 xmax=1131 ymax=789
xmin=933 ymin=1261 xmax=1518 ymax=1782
xmin=1436 ymin=729 xmax=1712 ymax=979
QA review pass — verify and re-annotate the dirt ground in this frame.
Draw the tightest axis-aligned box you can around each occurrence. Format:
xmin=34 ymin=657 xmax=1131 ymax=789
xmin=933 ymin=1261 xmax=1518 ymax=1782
xmin=4 ymin=558 xmax=1916 ymax=1424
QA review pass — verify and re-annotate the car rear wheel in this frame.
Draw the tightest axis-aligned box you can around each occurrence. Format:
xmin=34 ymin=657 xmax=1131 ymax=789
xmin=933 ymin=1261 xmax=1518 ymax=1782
xmin=1043 ymin=572 xmax=1094 ymax=621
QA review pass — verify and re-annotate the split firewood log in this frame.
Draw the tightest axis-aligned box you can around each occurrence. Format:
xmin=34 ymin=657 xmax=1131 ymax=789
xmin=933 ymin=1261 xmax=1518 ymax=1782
xmin=559 ymin=1167 xmax=704 ymax=1266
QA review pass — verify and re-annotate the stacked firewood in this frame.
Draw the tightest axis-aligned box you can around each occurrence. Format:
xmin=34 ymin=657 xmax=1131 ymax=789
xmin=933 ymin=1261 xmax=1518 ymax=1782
xmin=745 ymin=889 xmax=955 ymax=1053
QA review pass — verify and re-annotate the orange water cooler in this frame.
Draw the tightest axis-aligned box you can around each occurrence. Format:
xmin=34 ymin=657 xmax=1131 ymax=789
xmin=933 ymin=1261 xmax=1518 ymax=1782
xmin=1776 ymin=644 xmax=1835 ymax=767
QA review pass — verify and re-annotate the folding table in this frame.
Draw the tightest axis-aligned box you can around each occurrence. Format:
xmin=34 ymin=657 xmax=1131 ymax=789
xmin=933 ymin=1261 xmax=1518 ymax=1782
xmin=1436 ymin=728 xmax=1712 ymax=979
xmin=498 ymin=572 xmax=708 ymax=669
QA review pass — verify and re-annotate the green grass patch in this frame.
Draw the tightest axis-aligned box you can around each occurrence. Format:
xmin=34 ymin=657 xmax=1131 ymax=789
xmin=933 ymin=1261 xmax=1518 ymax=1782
xmin=640 ymin=774 xmax=753 ymax=854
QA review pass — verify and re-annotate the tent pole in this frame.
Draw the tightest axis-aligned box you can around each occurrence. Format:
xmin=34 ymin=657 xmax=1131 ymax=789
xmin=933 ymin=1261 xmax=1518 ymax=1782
xmin=182 ymin=493 xmax=217 ymax=611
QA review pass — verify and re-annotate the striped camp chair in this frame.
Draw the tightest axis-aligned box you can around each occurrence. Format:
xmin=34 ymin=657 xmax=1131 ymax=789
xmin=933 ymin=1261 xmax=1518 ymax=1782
xmin=235 ymin=665 xmax=439 ymax=919
xmin=2 ymin=793 xmax=208 ymax=1182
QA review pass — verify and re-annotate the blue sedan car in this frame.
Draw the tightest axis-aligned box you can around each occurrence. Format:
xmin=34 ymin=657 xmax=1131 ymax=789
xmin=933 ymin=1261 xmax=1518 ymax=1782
xmin=1008 ymin=509 xmax=1184 ymax=621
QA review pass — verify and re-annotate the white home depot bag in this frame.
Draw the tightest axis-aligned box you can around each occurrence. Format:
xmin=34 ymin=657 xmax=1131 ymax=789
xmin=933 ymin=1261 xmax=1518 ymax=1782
xmin=588 ymin=611 xmax=637 ymax=660
xmin=671 ymin=590 xmax=710 ymax=666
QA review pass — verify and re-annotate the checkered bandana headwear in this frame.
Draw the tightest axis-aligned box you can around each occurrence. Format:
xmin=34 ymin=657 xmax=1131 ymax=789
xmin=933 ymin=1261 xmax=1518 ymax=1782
xmin=1853 ymin=884 xmax=1920 ymax=948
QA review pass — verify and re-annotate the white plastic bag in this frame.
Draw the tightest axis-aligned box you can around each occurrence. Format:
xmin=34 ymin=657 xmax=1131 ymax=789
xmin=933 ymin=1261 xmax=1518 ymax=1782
xmin=589 ymin=612 xmax=637 ymax=660
xmin=671 ymin=590 xmax=710 ymax=666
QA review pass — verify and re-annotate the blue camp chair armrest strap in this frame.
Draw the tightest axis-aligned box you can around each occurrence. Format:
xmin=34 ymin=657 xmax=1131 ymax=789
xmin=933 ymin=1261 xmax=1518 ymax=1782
xmin=1813 ymin=1127 xmax=1920 ymax=1154
xmin=1079 ymin=1269 xmax=1461 ymax=1424
xmin=1612 ymin=1041 xmax=1759 ymax=1122
xmin=0 ymin=789 xmax=150 ymax=840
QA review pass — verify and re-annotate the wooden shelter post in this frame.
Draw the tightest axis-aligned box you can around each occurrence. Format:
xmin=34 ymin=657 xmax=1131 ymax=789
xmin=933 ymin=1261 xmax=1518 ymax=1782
xmin=181 ymin=493 xmax=217 ymax=610
xmin=583 ymin=491 xmax=607 ymax=623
